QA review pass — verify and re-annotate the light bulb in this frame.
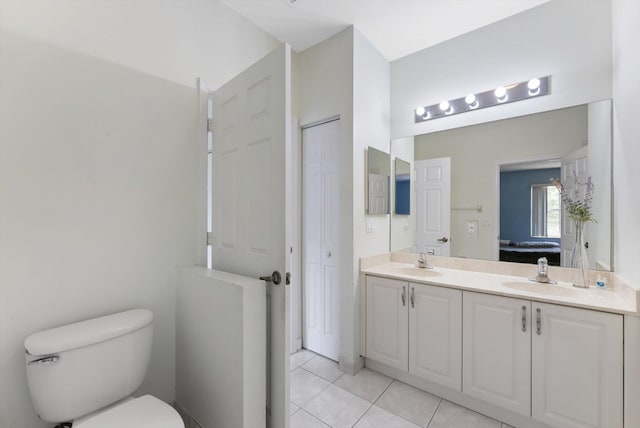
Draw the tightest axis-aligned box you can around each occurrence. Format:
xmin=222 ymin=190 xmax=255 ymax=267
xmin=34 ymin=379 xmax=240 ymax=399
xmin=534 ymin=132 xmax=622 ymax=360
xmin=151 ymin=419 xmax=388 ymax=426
xmin=416 ymin=106 xmax=426 ymax=116
xmin=465 ymin=94 xmax=479 ymax=109
xmin=495 ymin=86 xmax=508 ymax=102
xmin=527 ymin=78 xmax=541 ymax=90
xmin=528 ymin=78 xmax=541 ymax=96
xmin=439 ymin=101 xmax=450 ymax=111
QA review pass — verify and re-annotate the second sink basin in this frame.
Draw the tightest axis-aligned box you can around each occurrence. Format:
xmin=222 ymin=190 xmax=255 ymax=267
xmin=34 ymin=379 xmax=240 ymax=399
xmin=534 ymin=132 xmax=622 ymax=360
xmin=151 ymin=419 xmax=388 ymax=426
xmin=390 ymin=266 xmax=443 ymax=277
xmin=502 ymin=281 xmax=581 ymax=297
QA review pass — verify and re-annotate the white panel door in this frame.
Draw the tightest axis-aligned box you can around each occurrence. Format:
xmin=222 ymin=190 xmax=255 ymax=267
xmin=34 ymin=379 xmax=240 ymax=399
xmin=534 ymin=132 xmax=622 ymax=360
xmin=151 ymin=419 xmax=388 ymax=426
xmin=302 ymin=120 xmax=340 ymax=361
xmin=560 ymin=146 xmax=588 ymax=267
xmin=463 ymin=292 xmax=531 ymax=417
xmin=415 ymin=157 xmax=451 ymax=256
xmin=532 ymin=303 xmax=623 ymax=428
xmin=409 ymin=283 xmax=462 ymax=391
xmin=212 ymin=44 xmax=291 ymax=428
xmin=365 ymin=276 xmax=409 ymax=371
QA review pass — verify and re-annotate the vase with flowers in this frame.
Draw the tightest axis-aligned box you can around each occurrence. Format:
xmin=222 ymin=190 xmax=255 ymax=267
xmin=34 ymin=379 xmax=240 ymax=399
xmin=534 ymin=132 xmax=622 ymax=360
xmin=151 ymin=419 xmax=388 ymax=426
xmin=550 ymin=177 xmax=596 ymax=288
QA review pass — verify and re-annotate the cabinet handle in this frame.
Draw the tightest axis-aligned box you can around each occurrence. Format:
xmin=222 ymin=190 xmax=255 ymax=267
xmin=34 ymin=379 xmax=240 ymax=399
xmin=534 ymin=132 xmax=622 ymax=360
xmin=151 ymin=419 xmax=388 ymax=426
xmin=522 ymin=306 xmax=527 ymax=332
xmin=410 ymin=287 xmax=415 ymax=308
xmin=536 ymin=308 xmax=541 ymax=335
xmin=401 ymin=286 xmax=406 ymax=306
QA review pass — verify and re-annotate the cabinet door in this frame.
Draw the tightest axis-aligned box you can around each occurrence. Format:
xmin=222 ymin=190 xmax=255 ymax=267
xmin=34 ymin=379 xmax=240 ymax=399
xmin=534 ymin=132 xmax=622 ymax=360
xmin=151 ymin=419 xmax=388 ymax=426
xmin=532 ymin=303 xmax=623 ymax=428
xmin=463 ymin=292 xmax=531 ymax=416
xmin=409 ymin=283 xmax=462 ymax=391
xmin=365 ymin=276 xmax=408 ymax=371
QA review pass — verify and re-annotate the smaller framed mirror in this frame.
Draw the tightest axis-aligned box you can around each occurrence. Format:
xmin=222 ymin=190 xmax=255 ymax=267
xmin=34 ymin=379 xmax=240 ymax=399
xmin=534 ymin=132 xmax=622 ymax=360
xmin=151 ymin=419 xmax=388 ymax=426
xmin=394 ymin=158 xmax=411 ymax=215
xmin=367 ymin=147 xmax=390 ymax=215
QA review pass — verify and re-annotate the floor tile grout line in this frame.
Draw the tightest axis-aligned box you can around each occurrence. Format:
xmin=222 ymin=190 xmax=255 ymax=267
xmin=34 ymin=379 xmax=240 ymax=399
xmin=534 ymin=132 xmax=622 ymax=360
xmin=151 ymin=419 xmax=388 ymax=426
xmin=296 ymin=379 xmax=333 ymax=410
xmin=348 ymin=400 xmax=374 ymax=428
xmin=298 ymin=365 xmax=342 ymax=383
xmin=424 ymin=398 xmax=443 ymax=428
xmin=372 ymin=378 xmax=432 ymax=428
xmin=297 ymin=407 xmax=332 ymax=428
xmin=372 ymin=378 xmax=396 ymax=406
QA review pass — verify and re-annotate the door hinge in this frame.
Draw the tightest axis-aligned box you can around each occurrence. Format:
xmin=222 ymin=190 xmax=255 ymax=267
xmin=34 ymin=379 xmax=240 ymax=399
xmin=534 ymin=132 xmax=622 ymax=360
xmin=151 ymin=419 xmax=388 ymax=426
xmin=207 ymin=232 xmax=213 ymax=246
xmin=207 ymin=118 xmax=214 ymax=133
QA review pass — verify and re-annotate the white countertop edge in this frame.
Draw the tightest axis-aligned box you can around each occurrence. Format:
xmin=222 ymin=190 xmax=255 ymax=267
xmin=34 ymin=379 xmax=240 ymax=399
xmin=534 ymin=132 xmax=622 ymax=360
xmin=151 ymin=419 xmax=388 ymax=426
xmin=362 ymin=261 xmax=638 ymax=316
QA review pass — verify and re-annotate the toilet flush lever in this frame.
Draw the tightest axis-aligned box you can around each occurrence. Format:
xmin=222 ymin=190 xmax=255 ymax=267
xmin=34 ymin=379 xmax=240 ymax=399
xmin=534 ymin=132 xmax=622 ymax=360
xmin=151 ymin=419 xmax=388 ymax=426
xmin=28 ymin=355 xmax=59 ymax=366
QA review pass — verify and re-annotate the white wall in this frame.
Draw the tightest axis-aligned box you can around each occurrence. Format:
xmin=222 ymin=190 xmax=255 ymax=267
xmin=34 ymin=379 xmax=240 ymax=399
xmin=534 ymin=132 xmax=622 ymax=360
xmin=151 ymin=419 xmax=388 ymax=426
xmin=297 ymin=27 xmax=390 ymax=370
xmin=612 ymin=0 xmax=640 ymax=288
xmin=391 ymin=0 xmax=612 ymax=139
xmin=297 ymin=28 xmax=356 ymax=369
xmin=352 ymin=29 xmax=391 ymax=366
xmin=0 ymin=2 xmax=279 ymax=427
xmin=0 ymin=0 xmax=278 ymax=89
xmin=414 ymin=106 xmax=587 ymax=260
xmin=176 ymin=268 xmax=266 ymax=428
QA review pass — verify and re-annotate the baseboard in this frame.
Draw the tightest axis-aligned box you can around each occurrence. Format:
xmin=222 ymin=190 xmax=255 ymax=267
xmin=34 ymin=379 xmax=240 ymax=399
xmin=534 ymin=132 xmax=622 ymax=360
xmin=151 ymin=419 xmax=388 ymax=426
xmin=173 ymin=402 xmax=203 ymax=428
xmin=338 ymin=355 xmax=365 ymax=375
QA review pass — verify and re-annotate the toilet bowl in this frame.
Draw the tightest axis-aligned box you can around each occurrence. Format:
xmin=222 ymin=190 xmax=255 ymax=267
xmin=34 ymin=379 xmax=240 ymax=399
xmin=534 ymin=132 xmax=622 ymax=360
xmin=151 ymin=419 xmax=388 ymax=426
xmin=24 ymin=309 xmax=183 ymax=428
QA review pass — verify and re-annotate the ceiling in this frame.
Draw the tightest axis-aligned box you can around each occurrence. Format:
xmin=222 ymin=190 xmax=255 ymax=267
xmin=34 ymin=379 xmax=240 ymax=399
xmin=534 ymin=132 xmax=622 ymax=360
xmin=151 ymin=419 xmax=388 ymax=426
xmin=220 ymin=0 xmax=550 ymax=61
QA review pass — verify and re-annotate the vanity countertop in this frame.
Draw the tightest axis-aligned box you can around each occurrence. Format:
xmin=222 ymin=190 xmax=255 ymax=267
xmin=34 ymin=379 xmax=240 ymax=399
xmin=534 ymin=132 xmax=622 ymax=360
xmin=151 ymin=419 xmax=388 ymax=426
xmin=362 ymin=259 xmax=638 ymax=315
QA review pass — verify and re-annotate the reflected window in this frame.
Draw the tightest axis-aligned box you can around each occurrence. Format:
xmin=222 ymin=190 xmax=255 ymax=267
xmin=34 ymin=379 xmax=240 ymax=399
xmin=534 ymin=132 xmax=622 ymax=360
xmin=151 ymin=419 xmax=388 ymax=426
xmin=531 ymin=184 xmax=561 ymax=238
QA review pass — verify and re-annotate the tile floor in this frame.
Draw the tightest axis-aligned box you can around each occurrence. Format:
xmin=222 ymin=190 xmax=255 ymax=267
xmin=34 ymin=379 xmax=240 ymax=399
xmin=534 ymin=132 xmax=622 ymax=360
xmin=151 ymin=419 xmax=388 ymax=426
xmin=290 ymin=349 xmax=515 ymax=428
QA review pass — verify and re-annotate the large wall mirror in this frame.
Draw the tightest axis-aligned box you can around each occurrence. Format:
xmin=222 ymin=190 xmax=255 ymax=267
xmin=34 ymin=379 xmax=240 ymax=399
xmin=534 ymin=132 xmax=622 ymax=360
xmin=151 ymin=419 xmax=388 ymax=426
xmin=367 ymin=147 xmax=391 ymax=215
xmin=390 ymin=100 xmax=613 ymax=271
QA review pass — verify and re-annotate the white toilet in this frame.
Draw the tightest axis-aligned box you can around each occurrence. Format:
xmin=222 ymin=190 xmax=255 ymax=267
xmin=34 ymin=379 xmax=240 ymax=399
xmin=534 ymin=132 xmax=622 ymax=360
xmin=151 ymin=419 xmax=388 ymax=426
xmin=24 ymin=309 xmax=184 ymax=428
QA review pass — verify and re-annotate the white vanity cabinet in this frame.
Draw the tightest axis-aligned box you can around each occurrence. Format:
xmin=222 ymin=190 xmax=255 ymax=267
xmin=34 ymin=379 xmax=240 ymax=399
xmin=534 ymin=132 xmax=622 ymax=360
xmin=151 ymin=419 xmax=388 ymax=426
xmin=409 ymin=282 xmax=462 ymax=391
xmin=462 ymin=292 xmax=532 ymax=417
xmin=365 ymin=274 xmax=624 ymax=428
xmin=365 ymin=276 xmax=462 ymax=389
xmin=365 ymin=276 xmax=408 ymax=371
xmin=531 ymin=302 xmax=623 ymax=428
xmin=462 ymin=292 xmax=623 ymax=427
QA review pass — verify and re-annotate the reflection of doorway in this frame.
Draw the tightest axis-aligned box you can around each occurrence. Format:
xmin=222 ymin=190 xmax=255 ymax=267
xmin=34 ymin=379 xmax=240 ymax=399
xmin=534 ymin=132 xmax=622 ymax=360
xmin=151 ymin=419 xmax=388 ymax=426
xmin=498 ymin=160 xmax=561 ymax=266
xmin=301 ymin=119 xmax=340 ymax=361
xmin=368 ymin=173 xmax=389 ymax=215
xmin=560 ymin=146 xmax=588 ymax=267
xmin=414 ymin=157 xmax=451 ymax=256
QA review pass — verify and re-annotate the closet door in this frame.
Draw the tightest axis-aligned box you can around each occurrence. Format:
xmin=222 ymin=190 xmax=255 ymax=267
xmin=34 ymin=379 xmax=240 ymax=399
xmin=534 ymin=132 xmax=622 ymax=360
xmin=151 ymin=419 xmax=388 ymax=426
xmin=302 ymin=119 xmax=340 ymax=360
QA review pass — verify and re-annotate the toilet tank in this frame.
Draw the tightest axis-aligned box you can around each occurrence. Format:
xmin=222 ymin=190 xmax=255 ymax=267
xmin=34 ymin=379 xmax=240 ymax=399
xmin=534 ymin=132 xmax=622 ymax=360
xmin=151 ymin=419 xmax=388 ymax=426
xmin=24 ymin=309 xmax=153 ymax=423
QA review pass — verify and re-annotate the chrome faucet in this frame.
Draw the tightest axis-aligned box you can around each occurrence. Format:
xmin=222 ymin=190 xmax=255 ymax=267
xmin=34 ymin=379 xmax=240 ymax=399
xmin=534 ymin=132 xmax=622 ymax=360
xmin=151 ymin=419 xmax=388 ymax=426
xmin=529 ymin=257 xmax=556 ymax=284
xmin=416 ymin=252 xmax=433 ymax=269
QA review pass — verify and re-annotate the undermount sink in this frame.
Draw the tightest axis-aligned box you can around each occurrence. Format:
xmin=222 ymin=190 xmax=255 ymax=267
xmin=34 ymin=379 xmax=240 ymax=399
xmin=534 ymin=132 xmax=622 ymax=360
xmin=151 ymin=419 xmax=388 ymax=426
xmin=390 ymin=266 xmax=443 ymax=277
xmin=501 ymin=281 xmax=581 ymax=297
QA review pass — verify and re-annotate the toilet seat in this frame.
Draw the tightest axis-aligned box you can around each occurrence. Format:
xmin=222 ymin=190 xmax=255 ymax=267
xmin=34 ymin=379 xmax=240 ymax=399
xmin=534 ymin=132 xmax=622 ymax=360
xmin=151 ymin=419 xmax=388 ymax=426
xmin=73 ymin=395 xmax=184 ymax=428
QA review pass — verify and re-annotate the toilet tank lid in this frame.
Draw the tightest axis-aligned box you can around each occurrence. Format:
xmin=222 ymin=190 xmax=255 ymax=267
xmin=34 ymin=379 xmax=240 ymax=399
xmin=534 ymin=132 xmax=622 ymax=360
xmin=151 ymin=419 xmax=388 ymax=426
xmin=24 ymin=309 xmax=153 ymax=356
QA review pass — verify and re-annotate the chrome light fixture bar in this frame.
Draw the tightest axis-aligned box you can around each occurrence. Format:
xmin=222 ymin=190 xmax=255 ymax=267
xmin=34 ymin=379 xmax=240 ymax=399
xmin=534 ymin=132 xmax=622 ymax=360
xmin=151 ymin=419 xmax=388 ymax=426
xmin=414 ymin=76 xmax=551 ymax=123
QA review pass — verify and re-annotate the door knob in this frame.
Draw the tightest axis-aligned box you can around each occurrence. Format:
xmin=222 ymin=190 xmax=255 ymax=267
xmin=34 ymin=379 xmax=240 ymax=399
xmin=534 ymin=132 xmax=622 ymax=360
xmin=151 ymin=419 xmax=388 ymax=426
xmin=259 ymin=271 xmax=282 ymax=285
xmin=437 ymin=237 xmax=449 ymax=243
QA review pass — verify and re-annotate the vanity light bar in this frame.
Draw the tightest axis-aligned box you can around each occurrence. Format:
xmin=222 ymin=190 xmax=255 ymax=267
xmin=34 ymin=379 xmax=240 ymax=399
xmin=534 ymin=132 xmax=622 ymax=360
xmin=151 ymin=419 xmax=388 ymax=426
xmin=414 ymin=76 xmax=551 ymax=123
